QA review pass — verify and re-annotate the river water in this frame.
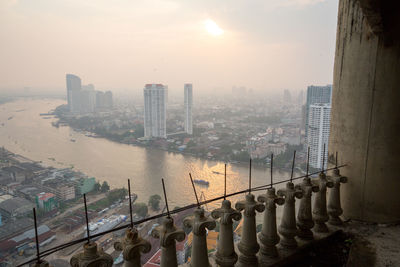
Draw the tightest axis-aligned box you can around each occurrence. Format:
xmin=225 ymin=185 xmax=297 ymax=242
xmin=0 ymin=98 xmax=294 ymax=209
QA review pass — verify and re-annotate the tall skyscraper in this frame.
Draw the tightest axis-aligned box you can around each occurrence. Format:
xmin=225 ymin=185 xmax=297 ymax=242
xmin=305 ymin=85 xmax=332 ymax=137
xmin=66 ymin=74 xmax=82 ymax=112
xmin=283 ymin=89 xmax=292 ymax=103
xmin=80 ymin=89 xmax=96 ymax=113
xmin=297 ymin=90 xmax=305 ymax=105
xmin=143 ymin=84 xmax=167 ymax=138
xmin=184 ymin=83 xmax=193 ymax=135
xmin=307 ymin=104 xmax=331 ymax=169
xmin=104 ymin=91 xmax=113 ymax=109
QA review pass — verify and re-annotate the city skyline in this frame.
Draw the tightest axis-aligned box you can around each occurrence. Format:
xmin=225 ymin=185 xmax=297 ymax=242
xmin=66 ymin=73 xmax=113 ymax=113
xmin=0 ymin=0 xmax=398 ymax=265
xmin=0 ymin=0 xmax=338 ymax=92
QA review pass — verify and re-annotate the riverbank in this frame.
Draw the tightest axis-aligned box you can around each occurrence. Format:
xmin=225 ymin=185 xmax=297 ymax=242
xmin=52 ymin=104 xmax=306 ymax=172
xmin=0 ymin=99 xmax=298 ymax=211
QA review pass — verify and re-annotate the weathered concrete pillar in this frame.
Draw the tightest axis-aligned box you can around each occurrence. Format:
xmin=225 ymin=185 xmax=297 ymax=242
xmin=211 ymin=199 xmax=242 ymax=267
xmin=257 ymin=188 xmax=284 ymax=261
xmin=277 ymin=182 xmax=303 ymax=249
xmin=327 ymin=168 xmax=348 ymax=225
xmin=296 ymin=178 xmax=319 ymax=240
xmin=184 ymin=207 xmax=216 ymax=267
xmin=329 ymin=0 xmax=400 ymax=223
xmin=70 ymin=242 xmax=113 ymax=267
xmin=312 ymin=172 xmax=334 ymax=233
xmin=114 ymin=227 xmax=151 ymax=267
xmin=235 ymin=194 xmax=265 ymax=267
xmin=152 ymin=217 xmax=186 ymax=267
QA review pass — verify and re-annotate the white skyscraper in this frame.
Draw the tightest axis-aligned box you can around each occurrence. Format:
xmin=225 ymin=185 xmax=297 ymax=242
xmin=184 ymin=83 xmax=193 ymax=135
xmin=143 ymin=84 xmax=167 ymax=138
xmin=305 ymin=84 xmax=332 ymax=137
xmin=80 ymin=89 xmax=96 ymax=113
xmin=307 ymin=104 xmax=331 ymax=169
xmin=66 ymin=74 xmax=82 ymax=113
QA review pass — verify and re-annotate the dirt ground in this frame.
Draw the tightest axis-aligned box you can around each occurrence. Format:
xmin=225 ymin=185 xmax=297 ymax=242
xmin=344 ymin=221 xmax=400 ymax=267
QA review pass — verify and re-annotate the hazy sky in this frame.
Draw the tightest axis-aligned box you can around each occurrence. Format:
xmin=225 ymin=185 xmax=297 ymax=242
xmin=0 ymin=0 xmax=339 ymax=93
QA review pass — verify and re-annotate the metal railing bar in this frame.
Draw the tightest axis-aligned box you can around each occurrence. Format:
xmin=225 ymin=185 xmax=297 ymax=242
xmin=17 ymin=164 xmax=346 ymax=267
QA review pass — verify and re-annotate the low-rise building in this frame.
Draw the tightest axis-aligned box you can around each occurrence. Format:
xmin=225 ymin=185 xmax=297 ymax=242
xmin=0 ymin=217 xmax=34 ymax=242
xmin=41 ymin=177 xmax=76 ymax=201
xmin=0 ymin=171 xmax=12 ymax=186
xmin=0 ymin=197 xmax=34 ymax=221
xmin=0 ymin=224 xmax=55 ymax=255
xmin=56 ymin=185 xmax=75 ymax=201
xmin=1 ymin=166 xmax=31 ymax=183
xmin=0 ymin=194 xmax=13 ymax=205
xmin=74 ymin=177 xmax=95 ymax=196
xmin=250 ymin=143 xmax=287 ymax=159
xmin=17 ymin=186 xmax=42 ymax=202
xmin=36 ymin=192 xmax=57 ymax=212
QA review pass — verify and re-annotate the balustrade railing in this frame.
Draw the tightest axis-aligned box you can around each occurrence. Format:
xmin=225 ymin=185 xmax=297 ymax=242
xmin=17 ymin=154 xmax=347 ymax=267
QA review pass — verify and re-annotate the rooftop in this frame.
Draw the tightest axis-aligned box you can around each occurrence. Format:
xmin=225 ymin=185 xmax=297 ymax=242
xmin=0 ymin=217 xmax=34 ymax=240
xmin=0 ymin=197 xmax=34 ymax=215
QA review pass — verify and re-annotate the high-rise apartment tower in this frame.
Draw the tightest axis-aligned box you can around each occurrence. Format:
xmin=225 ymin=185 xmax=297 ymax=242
xmin=66 ymin=74 xmax=82 ymax=112
xmin=305 ymin=84 xmax=332 ymax=137
xmin=307 ymin=104 xmax=331 ymax=169
xmin=143 ymin=84 xmax=167 ymax=138
xmin=184 ymin=84 xmax=193 ymax=135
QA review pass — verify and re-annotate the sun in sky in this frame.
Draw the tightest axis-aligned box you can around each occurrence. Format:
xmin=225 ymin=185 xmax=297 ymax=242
xmin=204 ymin=19 xmax=224 ymax=36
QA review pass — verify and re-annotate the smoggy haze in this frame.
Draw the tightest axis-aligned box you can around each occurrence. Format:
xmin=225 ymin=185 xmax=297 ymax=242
xmin=0 ymin=0 xmax=338 ymax=93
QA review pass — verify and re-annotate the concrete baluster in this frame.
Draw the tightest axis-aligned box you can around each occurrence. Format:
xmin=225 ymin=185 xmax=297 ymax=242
xmin=277 ymin=182 xmax=303 ymax=249
xmin=70 ymin=242 xmax=113 ymax=267
xmin=296 ymin=177 xmax=319 ymax=240
xmin=327 ymin=168 xmax=348 ymax=225
xmin=151 ymin=217 xmax=186 ymax=267
xmin=312 ymin=172 xmax=334 ymax=232
xmin=257 ymin=187 xmax=284 ymax=260
xmin=235 ymin=193 xmax=265 ymax=267
xmin=114 ymin=228 xmax=151 ymax=267
xmin=184 ymin=207 xmax=216 ymax=267
xmin=211 ymin=199 xmax=242 ymax=267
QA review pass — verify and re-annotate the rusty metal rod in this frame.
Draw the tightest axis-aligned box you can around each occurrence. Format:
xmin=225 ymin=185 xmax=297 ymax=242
xmin=33 ymin=208 xmax=40 ymax=263
xmin=161 ymin=178 xmax=171 ymax=218
xmin=17 ymin=164 xmax=347 ymax=267
xmin=224 ymin=163 xmax=227 ymax=200
xmin=189 ymin=173 xmax=200 ymax=208
xmin=290 ymin=150 xmax=296 ymax=183
xmin=83 ymin=194 xmax=90 ymax=243
xmin=128 ymin=179 xmax=133 ymax=228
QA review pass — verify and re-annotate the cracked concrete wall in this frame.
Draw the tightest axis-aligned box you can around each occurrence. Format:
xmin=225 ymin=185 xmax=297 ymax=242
xmin=329 ymin=0 xmax=400 ymax=223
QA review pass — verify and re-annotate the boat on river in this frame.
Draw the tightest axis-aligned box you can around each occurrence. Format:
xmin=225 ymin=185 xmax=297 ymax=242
xmin=84 ymin=215 xmax=127 ymax=240
xmin=193 ymin=179 xmax=209 ymax=186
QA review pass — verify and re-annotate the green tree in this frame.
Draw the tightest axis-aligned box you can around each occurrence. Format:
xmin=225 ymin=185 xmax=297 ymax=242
xmin=274 ymin=144 xmax=303 ymax=169
xmin=59 ymin=202 xmax=68 ymax=213
xmin=133 ymin=124 xmax=144 ymax=138
xmin=93 ymin=182 xmax=101 ymax=192
xmin=107 ymin=188 xmax=127 ymax=203
xmin=133 ymin=202 xmax=148 ymax=218
xmin=101 ymin=181 xmax=110 ymax=192
xmin=231 ymin=151 xmax=250 ymax=162
xmin=148 ymin=194 xmax=162 ymax=210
